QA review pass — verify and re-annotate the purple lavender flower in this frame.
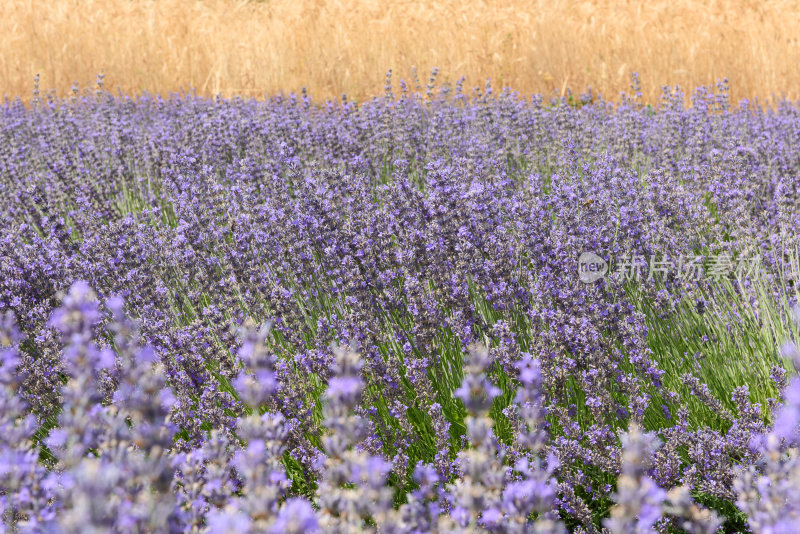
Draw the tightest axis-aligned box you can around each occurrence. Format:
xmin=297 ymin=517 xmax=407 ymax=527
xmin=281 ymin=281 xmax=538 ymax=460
xmin=2 ymin=79 xmax=800 ymax=531
xmin=0 ymin=312 xmax=55 ymax=529
xmin=232 ymin=320 xmax=279 ymax=408
xmin=316 ymin=346 xmax=391 ymax=532
xmin=604 ymin=423 xmax=667 ymax=534
xmin=442 ymin=345 xmax=508 ymax=531
xmin=735 ymin=342 xmax=800 ymax=533
xmin=269 ymin=498 xmax=320 ymax=534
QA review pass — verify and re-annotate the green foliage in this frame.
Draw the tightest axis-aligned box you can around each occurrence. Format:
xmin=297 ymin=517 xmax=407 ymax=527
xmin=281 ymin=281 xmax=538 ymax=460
xmin=630 ymin=270 xmax=799 ymax=432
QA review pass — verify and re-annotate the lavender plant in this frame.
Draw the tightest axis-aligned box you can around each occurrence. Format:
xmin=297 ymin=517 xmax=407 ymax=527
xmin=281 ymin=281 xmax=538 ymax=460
xmin=2 ymin=74 xmax=800 ymax=531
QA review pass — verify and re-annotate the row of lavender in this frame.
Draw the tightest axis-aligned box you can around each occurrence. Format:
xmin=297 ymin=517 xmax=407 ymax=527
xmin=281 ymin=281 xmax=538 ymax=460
xmin=1 ymin=76 xmax=799 ymax=531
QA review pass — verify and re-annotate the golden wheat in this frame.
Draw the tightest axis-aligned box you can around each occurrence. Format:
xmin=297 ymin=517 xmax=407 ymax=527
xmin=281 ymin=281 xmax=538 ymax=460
xmin=3 ymin=0 xmax=800 ymax=104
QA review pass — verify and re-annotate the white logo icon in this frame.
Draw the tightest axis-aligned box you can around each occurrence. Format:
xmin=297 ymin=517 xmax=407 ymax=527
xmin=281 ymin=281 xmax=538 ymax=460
xmin=578 ymin=252 xmax=608 ymax=283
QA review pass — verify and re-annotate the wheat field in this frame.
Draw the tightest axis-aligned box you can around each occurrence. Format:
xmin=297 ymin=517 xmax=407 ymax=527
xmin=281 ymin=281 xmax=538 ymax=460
xmin=3 ymin=0 xmax=800 ymax=104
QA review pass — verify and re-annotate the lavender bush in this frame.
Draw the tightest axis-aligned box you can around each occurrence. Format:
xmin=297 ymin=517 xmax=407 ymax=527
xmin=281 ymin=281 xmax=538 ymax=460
xmin=1 ymin=73 xmax=800 ymax=531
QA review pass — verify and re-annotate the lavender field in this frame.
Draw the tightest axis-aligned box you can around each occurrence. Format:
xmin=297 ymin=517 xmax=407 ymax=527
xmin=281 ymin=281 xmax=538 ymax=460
xmin=2 ymin=77 xmax=800 ymax=532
